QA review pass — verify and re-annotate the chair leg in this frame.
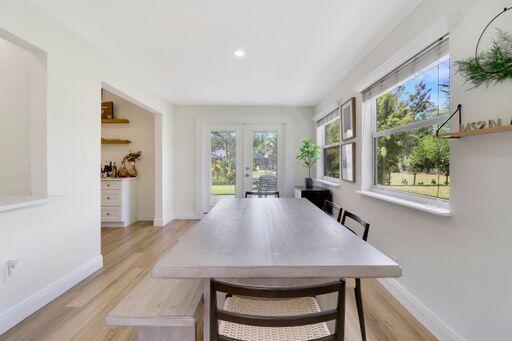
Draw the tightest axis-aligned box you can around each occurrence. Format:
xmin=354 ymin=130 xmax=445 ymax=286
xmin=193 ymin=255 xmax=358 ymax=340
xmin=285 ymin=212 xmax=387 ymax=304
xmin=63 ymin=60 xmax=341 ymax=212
xmin=354 ymin=278 xmax=366 ymax=341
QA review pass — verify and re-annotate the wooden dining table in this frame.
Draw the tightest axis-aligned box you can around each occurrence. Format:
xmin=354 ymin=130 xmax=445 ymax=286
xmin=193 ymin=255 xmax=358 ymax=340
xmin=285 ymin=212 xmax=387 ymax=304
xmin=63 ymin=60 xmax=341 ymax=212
xmin=153 ymin=198 xmax=401 ymax=340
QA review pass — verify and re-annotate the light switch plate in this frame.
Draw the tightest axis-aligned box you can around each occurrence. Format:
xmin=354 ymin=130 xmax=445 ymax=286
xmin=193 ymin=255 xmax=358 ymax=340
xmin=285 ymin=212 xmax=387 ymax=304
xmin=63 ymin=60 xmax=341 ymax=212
xmin=20 ymin=160 xmax=29 ymax=176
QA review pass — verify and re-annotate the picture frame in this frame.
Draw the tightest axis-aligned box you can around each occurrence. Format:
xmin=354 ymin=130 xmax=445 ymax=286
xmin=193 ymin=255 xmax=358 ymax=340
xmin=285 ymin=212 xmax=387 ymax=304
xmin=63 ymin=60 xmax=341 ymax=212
xmin=341 ymin=97 xmax=355 ymax=141
xmin=101 ymin=101 xmax=114 ymax=119
xmin=341 ymin=142 xmax=355 ymax=182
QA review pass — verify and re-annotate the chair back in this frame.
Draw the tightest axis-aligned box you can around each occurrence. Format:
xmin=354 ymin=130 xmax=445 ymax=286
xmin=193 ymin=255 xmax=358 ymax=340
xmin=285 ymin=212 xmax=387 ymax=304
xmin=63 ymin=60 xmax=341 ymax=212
xmin=323 ymin=200 xmax=343 ymax=222
xmin=245 ymin=191 xmax=279 ymax=198
xmin=210 ymin=279 xmax=346 ymax=341
xmin=340 ymin=210 xmax=370 ymax=241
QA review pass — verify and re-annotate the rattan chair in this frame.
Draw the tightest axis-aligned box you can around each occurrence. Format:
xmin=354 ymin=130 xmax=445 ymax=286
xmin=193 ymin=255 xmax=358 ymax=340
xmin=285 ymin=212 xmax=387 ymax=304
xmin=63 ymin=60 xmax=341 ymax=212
xmin=210 ymin=279 xmax=346 ymax=341
xmin=340 ymin=210 xmax=371 ymax=341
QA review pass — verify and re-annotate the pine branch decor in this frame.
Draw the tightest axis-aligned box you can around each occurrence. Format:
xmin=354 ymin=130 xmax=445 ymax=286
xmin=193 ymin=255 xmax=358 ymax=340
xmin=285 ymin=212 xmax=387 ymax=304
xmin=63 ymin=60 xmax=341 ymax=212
xmin=456 ymin=28 xmax=512 ymax=88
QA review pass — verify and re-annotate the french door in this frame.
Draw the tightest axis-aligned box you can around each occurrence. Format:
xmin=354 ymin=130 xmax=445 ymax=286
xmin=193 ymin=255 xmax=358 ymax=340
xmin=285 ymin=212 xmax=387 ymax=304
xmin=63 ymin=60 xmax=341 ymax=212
xmin=203 ymin=123 xmax=284 ymax=212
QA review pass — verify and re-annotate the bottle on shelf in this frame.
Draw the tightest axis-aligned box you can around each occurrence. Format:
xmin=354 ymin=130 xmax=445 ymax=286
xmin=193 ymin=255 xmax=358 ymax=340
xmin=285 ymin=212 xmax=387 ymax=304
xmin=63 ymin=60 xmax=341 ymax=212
xmin=112 ymin=162 xmax=118 ymax=178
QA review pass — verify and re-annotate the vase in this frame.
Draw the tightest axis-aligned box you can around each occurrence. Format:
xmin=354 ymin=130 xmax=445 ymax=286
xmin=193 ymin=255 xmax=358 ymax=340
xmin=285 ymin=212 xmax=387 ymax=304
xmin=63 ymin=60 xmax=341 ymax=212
xmin=305 ymin=177 xmax=313 ymax=189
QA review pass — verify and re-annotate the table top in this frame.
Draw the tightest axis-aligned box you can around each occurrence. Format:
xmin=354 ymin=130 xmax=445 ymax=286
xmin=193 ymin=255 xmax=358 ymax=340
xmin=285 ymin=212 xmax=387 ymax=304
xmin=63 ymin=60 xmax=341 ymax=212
xmin=153 ymin=198 xmax=401 ymax=279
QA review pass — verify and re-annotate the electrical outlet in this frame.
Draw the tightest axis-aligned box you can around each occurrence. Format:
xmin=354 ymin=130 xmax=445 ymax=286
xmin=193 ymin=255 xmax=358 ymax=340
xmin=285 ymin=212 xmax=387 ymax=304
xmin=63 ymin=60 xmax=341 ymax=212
xmin=20 ymin=160 xmax=29 ymax=176
xmin=4 ymin=259 xmax=19 ymax=283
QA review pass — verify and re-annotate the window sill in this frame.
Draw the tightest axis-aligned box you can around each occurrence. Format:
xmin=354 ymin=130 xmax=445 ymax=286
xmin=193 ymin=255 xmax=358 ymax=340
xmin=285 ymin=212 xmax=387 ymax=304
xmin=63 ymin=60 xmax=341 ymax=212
xmin=0 ymin=195 xmax=64 ymax=213
xmin=356 ymin=190 xmax=452 ymax=217
xmin=313 ymin=178 xmax=340 ymax=187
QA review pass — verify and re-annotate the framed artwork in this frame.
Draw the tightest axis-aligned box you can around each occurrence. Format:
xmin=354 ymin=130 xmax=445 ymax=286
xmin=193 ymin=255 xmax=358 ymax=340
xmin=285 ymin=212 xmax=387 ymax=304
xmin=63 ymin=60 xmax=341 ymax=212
xmin=341 ymin=97 xmax=355 ymax=140
xmin=341 ymin=142 xmax=355 ymax=182
xmin=101 ymin=101 xmax=114 ymax=119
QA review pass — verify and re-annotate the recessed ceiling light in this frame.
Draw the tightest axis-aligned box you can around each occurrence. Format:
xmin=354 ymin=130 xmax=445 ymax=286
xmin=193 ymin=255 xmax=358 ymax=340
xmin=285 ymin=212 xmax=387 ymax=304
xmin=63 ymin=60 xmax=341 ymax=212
xmin=234 ymin=49 xmax=245 ymax=58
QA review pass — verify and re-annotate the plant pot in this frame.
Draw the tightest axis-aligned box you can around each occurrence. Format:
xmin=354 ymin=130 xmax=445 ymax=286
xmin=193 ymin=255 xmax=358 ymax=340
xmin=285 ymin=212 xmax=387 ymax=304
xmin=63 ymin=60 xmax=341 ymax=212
xmin=305 ymin=177 xmax=313 ymax=189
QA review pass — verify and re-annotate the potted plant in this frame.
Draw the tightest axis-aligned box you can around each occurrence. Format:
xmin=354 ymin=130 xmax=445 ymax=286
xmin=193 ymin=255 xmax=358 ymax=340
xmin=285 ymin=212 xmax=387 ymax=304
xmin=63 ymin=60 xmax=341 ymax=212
xmin=296 ymin=139 xmax=320 ymax=189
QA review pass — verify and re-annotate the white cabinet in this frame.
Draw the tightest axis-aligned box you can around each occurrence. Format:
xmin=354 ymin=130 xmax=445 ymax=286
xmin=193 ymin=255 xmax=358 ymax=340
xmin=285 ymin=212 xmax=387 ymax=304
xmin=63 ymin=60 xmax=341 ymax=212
xmin=101 ymin=178 xmax=138 ymax=228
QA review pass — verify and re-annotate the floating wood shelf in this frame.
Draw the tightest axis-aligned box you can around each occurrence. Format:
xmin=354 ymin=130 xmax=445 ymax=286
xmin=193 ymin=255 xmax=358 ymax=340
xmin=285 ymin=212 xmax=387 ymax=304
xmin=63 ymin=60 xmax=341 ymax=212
xmin=438 ymin=124 xmax=512 ymax=138
xmin=101 ymin=138 xmax=131 ymax=144
xmin=102 ymin=118 xmax=130 ymax=124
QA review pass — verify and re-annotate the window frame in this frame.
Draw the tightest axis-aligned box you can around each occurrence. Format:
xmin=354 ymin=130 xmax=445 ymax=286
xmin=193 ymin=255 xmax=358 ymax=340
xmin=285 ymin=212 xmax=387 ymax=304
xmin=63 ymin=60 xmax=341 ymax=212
xmin=367 ymin=56 xmax=451 ymax=209
xmin=316 ymin=115 xmax=341 ymax=183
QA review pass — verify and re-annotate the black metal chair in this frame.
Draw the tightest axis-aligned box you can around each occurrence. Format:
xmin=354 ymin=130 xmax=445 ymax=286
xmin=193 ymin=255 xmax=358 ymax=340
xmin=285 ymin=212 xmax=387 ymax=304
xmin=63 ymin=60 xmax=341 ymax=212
xmin=340 ymin=210 xmax=370 ymax=341
xmin=323 ymin=200 xmax=343 ymax=222
xmin=245 ymin=191 xmax=280 ymax=198
xmin=210 ymin=278 xmax=346 ymax=341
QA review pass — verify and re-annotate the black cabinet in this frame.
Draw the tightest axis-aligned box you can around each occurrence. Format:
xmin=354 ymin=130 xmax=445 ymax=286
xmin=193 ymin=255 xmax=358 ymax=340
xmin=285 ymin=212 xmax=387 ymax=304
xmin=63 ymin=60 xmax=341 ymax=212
xmin=294 ymin=186 xmax=331 ymax=210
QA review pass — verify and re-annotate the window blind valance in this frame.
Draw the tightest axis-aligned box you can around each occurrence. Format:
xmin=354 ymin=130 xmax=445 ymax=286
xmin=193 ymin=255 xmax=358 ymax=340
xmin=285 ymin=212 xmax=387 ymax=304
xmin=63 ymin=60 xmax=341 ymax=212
xmin=316 ymin=107 xmax=340 ymax=127
xmin=362 ymin=35 xmax=449 ymax=101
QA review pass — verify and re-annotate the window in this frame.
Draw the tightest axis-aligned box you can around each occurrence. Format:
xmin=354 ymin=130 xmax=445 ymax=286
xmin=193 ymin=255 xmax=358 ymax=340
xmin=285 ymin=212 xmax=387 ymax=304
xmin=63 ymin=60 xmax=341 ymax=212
xmin=0 ymin=34 xmax=47 ymax=208
xmin=364 ymin=36 xmax=450 ymax=203
xmin=316 ymin=109 xmax=341 ymax=182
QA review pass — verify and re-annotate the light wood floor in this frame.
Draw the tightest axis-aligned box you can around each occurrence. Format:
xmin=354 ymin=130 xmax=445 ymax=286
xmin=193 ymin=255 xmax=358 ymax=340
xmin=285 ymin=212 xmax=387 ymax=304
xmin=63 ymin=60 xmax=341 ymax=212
xmin=1 ymin=220 xmax=436 ymax=341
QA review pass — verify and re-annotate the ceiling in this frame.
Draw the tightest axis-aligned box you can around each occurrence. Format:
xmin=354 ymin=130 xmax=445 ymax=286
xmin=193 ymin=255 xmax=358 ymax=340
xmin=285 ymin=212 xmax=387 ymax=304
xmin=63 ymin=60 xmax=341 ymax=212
xmin=33 ymin=0 xmax=421 ymax=106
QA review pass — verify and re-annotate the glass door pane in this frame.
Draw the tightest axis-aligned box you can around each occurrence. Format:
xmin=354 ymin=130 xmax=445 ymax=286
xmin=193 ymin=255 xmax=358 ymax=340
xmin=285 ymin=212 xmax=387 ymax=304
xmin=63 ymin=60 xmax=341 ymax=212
xmin=250 ymin=130 xmax=278 ymax=192
xmin=210 ymin=130 xmax=236 ymax=205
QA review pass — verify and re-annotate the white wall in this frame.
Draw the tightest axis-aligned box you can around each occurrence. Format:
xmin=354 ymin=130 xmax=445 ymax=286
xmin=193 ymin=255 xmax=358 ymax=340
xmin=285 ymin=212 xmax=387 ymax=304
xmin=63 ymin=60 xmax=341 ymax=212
xmin=0 ymin=36 xmax=42 ymax=196
xmin=0 ymin=0 xmax=173 ymax=334
xmin=102 ymin=91 xmax=155 ymax=220
xmin=173 ymin=106 xmax=313 ymax=215
xmin=315 ymin=0 xmax=511 ymax=339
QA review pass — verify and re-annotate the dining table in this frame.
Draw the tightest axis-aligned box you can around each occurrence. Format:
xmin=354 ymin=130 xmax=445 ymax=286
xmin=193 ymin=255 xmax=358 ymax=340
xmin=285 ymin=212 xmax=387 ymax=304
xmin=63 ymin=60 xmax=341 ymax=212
xmin=153 ymin=198 xmax=402 ymax=340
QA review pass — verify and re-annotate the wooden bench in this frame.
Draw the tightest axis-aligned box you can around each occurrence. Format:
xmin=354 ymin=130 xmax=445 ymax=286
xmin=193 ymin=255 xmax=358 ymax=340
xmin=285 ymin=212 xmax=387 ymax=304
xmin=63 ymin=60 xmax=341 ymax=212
xmin=106 ymin=276 xmax=203 ymax=341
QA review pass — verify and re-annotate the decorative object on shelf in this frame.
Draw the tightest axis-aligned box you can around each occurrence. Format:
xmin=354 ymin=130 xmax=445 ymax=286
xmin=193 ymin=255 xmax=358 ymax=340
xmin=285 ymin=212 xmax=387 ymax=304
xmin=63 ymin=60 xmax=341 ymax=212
xmin=101 ymin=138 xmax=131 ymax=144
xmin=341 ymin=142 xmax=355 ymax=182
xmin=341 ymin=97 xmax=356 ymax=141
xmin=102 ymin=118 xmax=130 ymax=124
xmin=456 ymin=7 xmax=512 ymax=88
xmin=101 ymin=101 xmax=114 ymax=119
xmin=120 ymin=151 xmax=142 ymax=177
xmin=436 ymin=104 xmax=512 ymax=138
xmin=296 ymin=139 xmax=320 ymax=189
xmin=118 ymin=163 xmax=130 ymax=178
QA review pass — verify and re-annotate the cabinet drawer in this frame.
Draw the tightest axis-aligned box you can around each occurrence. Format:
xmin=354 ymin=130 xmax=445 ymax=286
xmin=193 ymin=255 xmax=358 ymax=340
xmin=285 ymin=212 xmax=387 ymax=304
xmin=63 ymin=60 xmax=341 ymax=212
xmin=101 ymin=189 xmax=122 ymax=206
xmin=101 ymin=181 xmax=122 ymax=190
xmin=101 ymin=206 xmax=122 ymax=221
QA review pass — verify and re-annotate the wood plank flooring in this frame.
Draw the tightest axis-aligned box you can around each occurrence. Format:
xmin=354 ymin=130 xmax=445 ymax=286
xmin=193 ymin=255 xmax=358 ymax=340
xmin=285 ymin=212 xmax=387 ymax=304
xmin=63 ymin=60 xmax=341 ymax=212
xmin=1 ymin=220 xmax=436 ymax=341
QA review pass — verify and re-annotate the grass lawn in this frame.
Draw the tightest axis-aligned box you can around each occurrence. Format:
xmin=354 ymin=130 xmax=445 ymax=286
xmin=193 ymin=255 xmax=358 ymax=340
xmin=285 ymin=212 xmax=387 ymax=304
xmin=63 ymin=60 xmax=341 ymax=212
xmin=211 ymin=185 xmax=235 ymax=196
xmin=389 ymin=172 xmax=449 ymax=186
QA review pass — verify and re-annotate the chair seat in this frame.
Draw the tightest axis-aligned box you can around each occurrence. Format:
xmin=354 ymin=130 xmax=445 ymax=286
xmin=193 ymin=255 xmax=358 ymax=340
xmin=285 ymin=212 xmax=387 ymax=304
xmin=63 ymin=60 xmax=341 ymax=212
xmin=219 ymin=296 xmax=330 ymax=341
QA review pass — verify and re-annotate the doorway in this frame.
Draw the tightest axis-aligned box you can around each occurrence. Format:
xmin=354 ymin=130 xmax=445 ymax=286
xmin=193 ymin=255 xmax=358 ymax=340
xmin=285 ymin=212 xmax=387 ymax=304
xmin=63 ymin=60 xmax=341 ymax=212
xmin=202 ymin=123 xmax=285 ymax=213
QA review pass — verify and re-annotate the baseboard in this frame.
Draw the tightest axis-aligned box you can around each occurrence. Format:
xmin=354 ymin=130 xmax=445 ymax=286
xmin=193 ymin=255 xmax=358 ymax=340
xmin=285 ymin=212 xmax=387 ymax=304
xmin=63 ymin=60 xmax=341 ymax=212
xmin=378 ymin=278 xmax=466 ymax=341
xmin=172 ymin=211 xmax=202 ymax=220
xmin=153 ymin=213 xmax=174 ymax=227
xmin=0 ymin=255 xmax=103 ymax=335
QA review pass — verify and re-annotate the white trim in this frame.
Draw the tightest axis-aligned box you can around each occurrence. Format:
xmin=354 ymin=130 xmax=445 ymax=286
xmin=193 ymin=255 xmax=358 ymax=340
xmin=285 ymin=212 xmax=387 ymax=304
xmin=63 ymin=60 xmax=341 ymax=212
xmin=153 ymin=213 xmax=174 ymax=227
xmin=313 ymin=178 xmax=340 ymax=187
xmin=379 ymin=278 xmax=466 ymax=341
xmin=172 ymin=211 xmax=203 ymax=220
xmin=312 ymin=101 xmax=339 ymax=122
xmin=0 ymin=195 xmax=65 ymax=213
xmin=354 ymin=16 xmax=450 ymax=93
xmin=0 ymin=255 xmax=103 ymax=335
xmin=357 ymin=190 xmax=451 ymax=216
